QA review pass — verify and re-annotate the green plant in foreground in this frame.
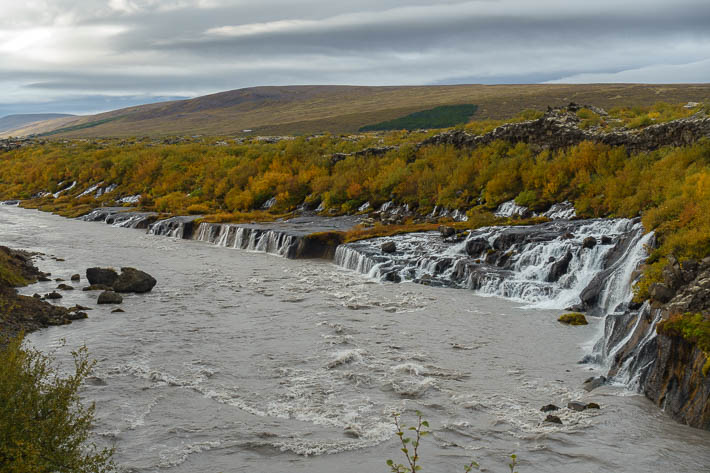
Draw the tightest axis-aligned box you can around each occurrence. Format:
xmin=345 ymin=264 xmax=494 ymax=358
xmin=0 ymin=336 xmax=115 ymax=473
xmin=387 ymin=411 xmax=431 ymax=472
xmin=509 ymin=453 xmax=519 ymax=473
xmin=387 ymin=412 xmax=520 ymax=472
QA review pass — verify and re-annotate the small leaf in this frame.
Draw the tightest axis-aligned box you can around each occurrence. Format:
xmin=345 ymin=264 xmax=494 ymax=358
xmin=401 ymin=448 xmax=408 ymax=454
xmin=421 ymin=421 xmax=429 ymax=427
xmin=387 ymin=459 xmax=393 ymax=466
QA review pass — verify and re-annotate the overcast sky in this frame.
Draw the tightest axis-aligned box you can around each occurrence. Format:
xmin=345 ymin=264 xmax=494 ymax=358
xmin=1 ymin=0 xmax=709 ymax=116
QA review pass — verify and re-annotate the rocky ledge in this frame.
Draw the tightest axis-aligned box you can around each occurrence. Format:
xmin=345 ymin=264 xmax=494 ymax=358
xmin=0 ymin=246 xmax=86 ymax=342
xmin=606 ymin=256 xmax=710 ymax=429
xmin=421 ymin=103 xmax=710 ymax=154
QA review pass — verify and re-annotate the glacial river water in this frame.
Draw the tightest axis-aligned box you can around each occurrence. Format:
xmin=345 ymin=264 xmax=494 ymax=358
xmin=1 ymin=205 xmax=709 ymax=473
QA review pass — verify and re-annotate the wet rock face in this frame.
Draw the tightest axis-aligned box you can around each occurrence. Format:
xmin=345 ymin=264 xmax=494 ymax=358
xmin=644 ymin=334 xmax=710 ymax=430
xmin=97 ymin=290 xmax=123 ymax=304
xmin=606 ymin=259 xmax=710 ymax=430
xmin=381 ymin=241 xmax=396 ymax=253
xmin=112 ymin=267 xmax=157 ymax=293
xmin=337 ymin=217 xmax=649 ymax=317
xmin=547 ymin=250 xmax=573 ymax=282
xmin=86 ymin=267 xmax=119 ymax=286
xmin=421 ymin=105 xmax=710 ymax=154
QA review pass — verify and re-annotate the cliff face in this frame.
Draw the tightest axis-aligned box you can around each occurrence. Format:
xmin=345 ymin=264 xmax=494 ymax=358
xmin=606 ymin=256 xmax=710 ymax=430
xmin=644 ymin=332 xmax=710 ymax=429
xmin=421 ymin=104 xmax=710 ymax=153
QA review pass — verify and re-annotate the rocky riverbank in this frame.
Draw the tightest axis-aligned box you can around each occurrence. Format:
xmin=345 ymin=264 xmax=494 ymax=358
xmin=0 ymin=246 xmax=86 ymax=342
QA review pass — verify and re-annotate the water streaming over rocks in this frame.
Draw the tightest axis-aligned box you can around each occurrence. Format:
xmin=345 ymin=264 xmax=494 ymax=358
xmin=2 ymin=205 xmax=709 ymax=472
xmin=78 ymin=207 xmax=671 ymax=392
xmin=335 ymin=218 xmax=649 ymax=312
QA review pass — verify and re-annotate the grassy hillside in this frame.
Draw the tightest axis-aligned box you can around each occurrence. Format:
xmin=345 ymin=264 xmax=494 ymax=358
xmin=5 ymin=84 xmax=710 ymax=138
xmin=360 ymin=104 xmax=478 ymax=131
xmin=0 ymin=114 xmax=74 ymax=134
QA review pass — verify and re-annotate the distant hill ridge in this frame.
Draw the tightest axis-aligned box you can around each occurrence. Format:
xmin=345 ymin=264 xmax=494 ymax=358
xmin=4 ymin=84 xmax=710 ymax=138
xmin=0 ymin=114 xmax=74 ymax=134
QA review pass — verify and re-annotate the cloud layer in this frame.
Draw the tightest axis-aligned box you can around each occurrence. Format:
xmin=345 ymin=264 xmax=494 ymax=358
xmin=2 ymin=0 xmax=709 ymax=115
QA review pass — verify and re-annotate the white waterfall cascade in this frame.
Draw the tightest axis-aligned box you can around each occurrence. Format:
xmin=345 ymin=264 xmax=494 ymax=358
xmin=147 ymin=216 xmax=194 ymax=238
xmin=193 ymin=222 xmax=300 ymax=258
xmin=333 ymin=217 xmax=657 ymax=384
xmin=335 ymin=219 xmax=650 ymax=308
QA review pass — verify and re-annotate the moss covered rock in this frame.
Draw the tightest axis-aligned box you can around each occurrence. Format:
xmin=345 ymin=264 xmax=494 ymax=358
xmin=558 ymin=312 xmax=588 ymax=326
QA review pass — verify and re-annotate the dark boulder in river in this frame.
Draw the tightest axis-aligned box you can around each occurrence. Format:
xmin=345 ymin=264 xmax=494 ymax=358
xmin=546 ymin=250 xmax=573 ymax=283
xmin=381 ymin=241 xmax=396 ymax=253
xmin=544 ymin=414 xmax=563 ymax=424
xmin=86 ymin=267 xmax=119 ymax=286
xmin=113 ymin=267 xmax=157 ymax=293
xmin=97 ymin=290 xmax=123 ymax=304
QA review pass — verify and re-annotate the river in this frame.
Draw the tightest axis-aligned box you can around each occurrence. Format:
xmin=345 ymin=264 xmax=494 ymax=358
xmin=1 ymin=205 xmax=709 ymax=472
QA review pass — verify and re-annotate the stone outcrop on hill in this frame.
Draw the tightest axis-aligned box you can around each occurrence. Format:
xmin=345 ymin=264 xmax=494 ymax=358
xmin=420 ymin=104 xmax=710 ymax=154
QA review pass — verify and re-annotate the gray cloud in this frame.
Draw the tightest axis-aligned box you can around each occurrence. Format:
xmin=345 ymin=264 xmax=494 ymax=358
xmin=2 ymin=0 xmax=709 ymax=115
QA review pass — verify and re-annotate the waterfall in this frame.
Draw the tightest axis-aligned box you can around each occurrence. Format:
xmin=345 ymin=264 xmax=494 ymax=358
xmin=148 ymin=216 xmax=198 ymax=239
xmin=334 ymin=246 xmax=380 ymax=276
xmin=332 ymin=217 xmax=658 ymax=389
xmin=333 ymin=218 xmax=646 ymax=307
xmin=192 ymin=223 xmax=301 ymax=258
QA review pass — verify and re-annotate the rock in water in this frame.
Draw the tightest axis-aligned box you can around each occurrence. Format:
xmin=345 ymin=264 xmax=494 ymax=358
xmin=583 ymin=376 xmax=607 ymax=392
xmin=547 ymin=250 xmax=573 ymax=282
xmin=71 ymin=273 xmax=81 ymax=281
xmin=558 ymin=312 xmax=588 ymax=325
xmin=45 ymin=291 xmax=62 ymax=299
xmin=67 ymin=311 xmax=88 ymax=320
xmin=439 ymin=226 xmax=455 ymax=238
xmin=113 ymin=267 xmax=157 ymax=293
xmin=568 ymin=401 xmax=588 ymax=412
xmin=86 ymin=267 xmax=119 ymax=286
xmin=541 ymin=404 xmax=560 ymax=412
xmin=83 ymin=284 xmax=112 ymax=291
xmin=56 ymin=283 xmax=74 ymax=290
xmin=586 ymin=402 xmax=601 ymax=409
xmin=544 ymin=415 xmax=563 ymax=424
xmin=97 ymin=290 xmax=123 ymax=304
xmin=381 ymin=241 xmax=396 ymax=254
xmin=582 ymin=236 xmax=597 ymax=249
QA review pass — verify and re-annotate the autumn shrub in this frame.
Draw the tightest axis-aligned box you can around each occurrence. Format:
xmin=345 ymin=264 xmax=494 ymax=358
xmin=1 ymin=103 xmax=709 ymax=300
xmin=0 ymin=336 xmax=115 ymax=472
xmin=186 ymin=203 xmax=210 ymax=215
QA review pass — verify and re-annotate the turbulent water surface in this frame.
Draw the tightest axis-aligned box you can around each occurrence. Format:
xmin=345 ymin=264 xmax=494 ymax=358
xmin=1 ymin=205 xmax=709 ymax=473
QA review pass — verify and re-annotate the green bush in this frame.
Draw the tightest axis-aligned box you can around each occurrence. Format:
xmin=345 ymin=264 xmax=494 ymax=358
xmin=0 ymin=336 xmax=115 ymax=472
